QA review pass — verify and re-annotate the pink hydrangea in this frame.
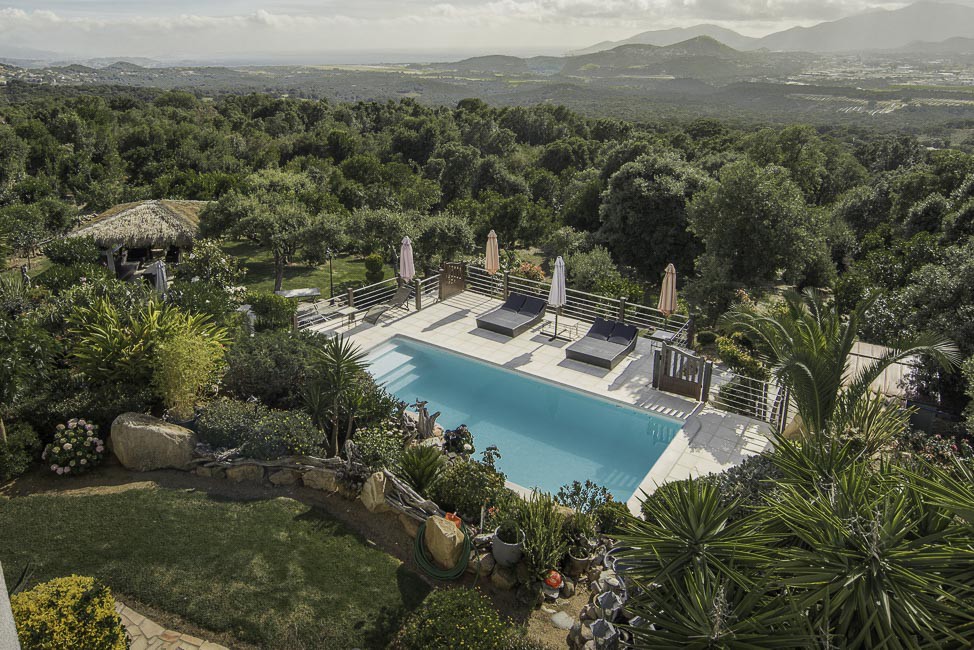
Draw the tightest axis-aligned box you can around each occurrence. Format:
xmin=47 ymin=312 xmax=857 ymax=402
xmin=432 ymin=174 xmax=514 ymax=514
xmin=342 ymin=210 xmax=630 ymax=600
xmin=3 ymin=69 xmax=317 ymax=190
xmin=56 ymin=467 xmax=64 ymax=475
xmin=51 ymin=464 xmax=58 ymax=472
xmin=96 ymin=446 xmax=105 ymax=453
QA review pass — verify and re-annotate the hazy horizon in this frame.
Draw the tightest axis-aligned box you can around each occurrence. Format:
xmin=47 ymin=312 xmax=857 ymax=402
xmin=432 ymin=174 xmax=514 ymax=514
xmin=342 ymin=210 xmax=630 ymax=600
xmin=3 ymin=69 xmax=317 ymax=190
xmin=0 ymin=0 xmax=959 ymax=63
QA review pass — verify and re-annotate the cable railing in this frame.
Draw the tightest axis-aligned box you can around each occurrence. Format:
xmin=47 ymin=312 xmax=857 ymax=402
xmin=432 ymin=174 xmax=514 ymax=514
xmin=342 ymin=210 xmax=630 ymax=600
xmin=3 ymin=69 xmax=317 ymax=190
xmin=709 ymin=369 xmax=791 ymax=426
xmin=465 ymin=265 xmax=690 ymax=343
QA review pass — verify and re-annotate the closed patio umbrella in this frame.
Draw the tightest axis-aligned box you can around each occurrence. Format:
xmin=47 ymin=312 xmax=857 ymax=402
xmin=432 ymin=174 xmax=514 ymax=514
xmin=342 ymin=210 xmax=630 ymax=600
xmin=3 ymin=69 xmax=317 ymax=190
xmin=485 ymin=230 xmax=500 ymax=275
xmin=658 ymin=263 xmax=677 ymax=317
xmin=548 ymin=256 xmax=566 ymax=340
xmin=399 ymin=237 xmax=415 ymax=283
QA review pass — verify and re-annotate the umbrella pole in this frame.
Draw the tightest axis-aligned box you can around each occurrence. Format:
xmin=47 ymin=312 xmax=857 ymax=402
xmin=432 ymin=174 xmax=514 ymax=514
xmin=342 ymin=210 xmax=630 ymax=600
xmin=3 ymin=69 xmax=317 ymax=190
xmin=549 ymin=307 xmax=561 ymax=341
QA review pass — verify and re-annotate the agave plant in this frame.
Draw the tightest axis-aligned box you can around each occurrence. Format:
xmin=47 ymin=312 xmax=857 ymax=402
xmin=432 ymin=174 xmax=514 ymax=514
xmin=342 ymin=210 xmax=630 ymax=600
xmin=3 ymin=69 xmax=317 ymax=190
xmin=719 ymin=290 xmax=960 ymax=436
xmin=397 ymin=444 xmax=446 ymax=496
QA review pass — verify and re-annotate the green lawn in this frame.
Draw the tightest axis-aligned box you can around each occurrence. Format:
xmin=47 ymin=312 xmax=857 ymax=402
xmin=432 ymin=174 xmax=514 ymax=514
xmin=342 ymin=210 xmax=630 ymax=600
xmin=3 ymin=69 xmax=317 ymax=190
xmin=221 ymin=240 xmax=394 ymax=295
xmin=0 ymin=488 xmax=430 ymax=649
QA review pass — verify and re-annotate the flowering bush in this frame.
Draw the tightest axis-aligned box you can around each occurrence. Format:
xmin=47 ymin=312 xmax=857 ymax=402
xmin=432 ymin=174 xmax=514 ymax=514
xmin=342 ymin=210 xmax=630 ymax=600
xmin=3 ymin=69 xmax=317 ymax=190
xmin=43 ymin=419 xmax=105 ymax=476
xmin=12 ymin=575 xmax=128 ymax=650
xmin=510 ymin=261 xmax=544 ymax=283
xmin=894 ymin=427 xmax=974 ymax=469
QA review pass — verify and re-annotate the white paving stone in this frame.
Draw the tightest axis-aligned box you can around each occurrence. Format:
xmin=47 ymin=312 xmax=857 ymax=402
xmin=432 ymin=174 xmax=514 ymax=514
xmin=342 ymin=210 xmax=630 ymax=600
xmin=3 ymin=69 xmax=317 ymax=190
xmin=310 ymin=292 xmax=773 ymax=513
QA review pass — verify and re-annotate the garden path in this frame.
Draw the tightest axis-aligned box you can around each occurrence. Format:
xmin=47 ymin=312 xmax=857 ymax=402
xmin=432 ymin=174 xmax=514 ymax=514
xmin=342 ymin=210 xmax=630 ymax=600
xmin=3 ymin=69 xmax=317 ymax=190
xmin=116 ymin=601 xmax=229 ymax=650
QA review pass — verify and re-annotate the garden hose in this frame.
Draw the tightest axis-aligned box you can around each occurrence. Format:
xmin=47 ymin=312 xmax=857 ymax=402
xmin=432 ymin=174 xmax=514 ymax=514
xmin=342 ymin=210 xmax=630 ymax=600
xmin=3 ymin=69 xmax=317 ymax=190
xmin=414 ymin=519 xmax=471 ymax=580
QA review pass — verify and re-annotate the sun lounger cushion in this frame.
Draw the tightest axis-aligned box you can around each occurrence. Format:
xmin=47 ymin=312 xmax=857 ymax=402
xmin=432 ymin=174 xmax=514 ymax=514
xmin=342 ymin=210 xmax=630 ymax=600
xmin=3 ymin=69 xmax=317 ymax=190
xmin=501 ymin=294 xmax=527 ymax=312
xmin=587 ymin=318 xmax=615 ymax=341
xmin=520 ymin=296 xmax=546 ymax=315
xmin=608 ymin=324 xmax=638 ymax=346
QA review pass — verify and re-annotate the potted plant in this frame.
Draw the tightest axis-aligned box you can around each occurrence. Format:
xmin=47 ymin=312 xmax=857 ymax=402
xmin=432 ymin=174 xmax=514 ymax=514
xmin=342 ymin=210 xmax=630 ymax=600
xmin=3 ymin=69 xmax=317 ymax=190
xmin=491 ymin=517 xmax=525 ymax=567
xmin=564 ymin=511 xmax=599 ymax=578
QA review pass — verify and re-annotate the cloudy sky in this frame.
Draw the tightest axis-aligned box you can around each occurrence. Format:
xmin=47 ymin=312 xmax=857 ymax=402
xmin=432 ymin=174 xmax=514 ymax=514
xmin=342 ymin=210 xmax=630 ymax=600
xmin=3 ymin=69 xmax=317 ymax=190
xmin=0 ymin=0 xmax=928 ymax=62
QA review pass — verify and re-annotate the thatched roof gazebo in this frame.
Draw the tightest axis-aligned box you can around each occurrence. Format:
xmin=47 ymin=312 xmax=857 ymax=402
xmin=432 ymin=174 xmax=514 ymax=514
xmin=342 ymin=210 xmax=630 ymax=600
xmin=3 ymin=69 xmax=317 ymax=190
xmin=70 ymin=199 xmax=206 ymax=250
xmin=68 ymin=199 xmax=208 ymax=282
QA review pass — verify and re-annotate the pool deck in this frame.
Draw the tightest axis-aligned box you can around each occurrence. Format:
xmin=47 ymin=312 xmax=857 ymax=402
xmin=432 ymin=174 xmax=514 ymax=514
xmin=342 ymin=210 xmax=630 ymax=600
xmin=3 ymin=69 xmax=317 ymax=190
xmin=309 ymin=291 xmax=772 ymax=513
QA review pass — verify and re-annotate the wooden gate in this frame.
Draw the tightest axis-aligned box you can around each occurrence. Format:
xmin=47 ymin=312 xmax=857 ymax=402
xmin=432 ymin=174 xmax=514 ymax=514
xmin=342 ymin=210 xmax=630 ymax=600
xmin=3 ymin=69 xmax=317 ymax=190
xmin=652 ymin=343 xmax=713 ymax=402
xmin=438 ymin=262 xmax=466 ymax=301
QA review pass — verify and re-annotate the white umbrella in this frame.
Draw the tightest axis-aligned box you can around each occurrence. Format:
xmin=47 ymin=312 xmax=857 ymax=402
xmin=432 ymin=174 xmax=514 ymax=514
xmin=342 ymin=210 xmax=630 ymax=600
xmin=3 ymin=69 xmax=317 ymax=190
xmin=485 ymin=230 xmax=500 ymax=275
xmin=548 ymin=256 xmax=566 ymax=340
xmin=154 ymin=260 xmax=168 ymax=295
xmin=399 ymin=236 xmax=415 ymax=283
xmin=658 ymin=263 xmax=677 ymax=317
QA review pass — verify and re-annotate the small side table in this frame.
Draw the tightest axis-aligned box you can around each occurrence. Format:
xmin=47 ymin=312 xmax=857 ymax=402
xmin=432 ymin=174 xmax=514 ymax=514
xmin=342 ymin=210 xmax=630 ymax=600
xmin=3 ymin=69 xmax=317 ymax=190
xmin=337 ymin=306 xmax=358 ymax=329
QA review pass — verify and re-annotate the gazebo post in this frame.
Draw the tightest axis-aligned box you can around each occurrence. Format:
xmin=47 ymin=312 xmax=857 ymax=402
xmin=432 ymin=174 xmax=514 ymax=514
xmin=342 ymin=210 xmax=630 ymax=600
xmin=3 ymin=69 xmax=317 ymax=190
xmin=104 ymin=248 xmax=116 ymax=275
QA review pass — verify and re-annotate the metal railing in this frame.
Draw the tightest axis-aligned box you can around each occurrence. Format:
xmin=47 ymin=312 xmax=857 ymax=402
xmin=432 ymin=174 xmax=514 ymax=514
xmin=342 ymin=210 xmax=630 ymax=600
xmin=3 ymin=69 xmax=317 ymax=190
xmin=709 ymin=368 xmax=793 ymax=427
xmin=419 ymin=274 xmax=440 ymax=308
xmin=297 ymin=274 xmax=446 ymax=329
xmin=465 ymin=265 xmax=690 ymax=344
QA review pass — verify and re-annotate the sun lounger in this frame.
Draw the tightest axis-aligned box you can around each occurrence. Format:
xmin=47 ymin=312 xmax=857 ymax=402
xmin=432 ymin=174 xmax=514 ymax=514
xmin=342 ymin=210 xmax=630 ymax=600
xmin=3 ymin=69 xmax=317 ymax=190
xmin=475 ymin=292 xmax=547 ymax=337
xmin=565 ymin=317 xmax=638 ymax=369
xmin=363 ymin=285 xmax=413 ymax=324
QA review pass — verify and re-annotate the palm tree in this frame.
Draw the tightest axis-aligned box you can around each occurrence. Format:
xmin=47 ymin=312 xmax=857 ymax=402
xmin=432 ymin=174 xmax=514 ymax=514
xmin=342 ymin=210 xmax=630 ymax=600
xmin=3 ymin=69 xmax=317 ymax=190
xmin=719 ymin=290 xmax=960 ymax=436
xmin=305 ymin=334 xmax=367 ymax=457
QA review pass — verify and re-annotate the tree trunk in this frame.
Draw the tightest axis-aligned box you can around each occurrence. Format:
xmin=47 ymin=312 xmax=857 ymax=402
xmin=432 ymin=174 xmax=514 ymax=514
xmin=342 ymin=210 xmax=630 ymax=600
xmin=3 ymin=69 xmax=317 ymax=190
xmin=274 ymin=253 xmax=285 ymax=292
xmin=0 ymin=415 xmax=6 ymax=445
xmin=331 ymin=397 xmax=340 ymax=457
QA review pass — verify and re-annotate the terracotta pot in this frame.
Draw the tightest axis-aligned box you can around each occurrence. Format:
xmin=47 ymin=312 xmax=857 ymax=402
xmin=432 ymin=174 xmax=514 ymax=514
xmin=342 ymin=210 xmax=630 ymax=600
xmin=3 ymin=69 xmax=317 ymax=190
xmin=491 ymin=526 xmax=524 ymax=567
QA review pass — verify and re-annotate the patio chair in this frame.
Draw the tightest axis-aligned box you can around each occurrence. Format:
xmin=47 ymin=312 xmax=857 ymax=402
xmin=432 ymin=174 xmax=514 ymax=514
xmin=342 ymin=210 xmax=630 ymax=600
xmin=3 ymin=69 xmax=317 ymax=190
xmin=565 ymin=317 xmax=638 ymax=369
xmin=363 ymin=284 xmax=413 ymax=324
xmin=475 ymin=292 xmax=547 ymax=337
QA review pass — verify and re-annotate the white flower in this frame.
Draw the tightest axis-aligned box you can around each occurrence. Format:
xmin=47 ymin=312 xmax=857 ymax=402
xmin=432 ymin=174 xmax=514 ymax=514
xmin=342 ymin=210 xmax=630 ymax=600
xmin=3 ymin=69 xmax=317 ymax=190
xmin=463 ymin=443 xmax=473 ymax=452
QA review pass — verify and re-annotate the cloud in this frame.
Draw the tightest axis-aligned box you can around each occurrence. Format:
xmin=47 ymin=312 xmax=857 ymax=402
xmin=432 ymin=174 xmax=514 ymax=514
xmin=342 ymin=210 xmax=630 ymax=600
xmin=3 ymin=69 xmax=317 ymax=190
xmin=0 ymin=1 xmax=919 ymax=59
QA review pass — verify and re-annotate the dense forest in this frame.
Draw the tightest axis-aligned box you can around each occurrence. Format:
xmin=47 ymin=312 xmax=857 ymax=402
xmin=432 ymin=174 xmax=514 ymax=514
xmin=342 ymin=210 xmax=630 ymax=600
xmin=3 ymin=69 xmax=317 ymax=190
xmin=1 ymin=88 xmax=973 ymax=425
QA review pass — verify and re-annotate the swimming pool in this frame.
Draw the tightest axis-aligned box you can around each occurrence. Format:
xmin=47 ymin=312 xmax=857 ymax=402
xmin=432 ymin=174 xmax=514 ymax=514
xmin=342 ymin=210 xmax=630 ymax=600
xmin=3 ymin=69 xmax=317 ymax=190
xmin=366 ymin=336 xmax=682 ymax=501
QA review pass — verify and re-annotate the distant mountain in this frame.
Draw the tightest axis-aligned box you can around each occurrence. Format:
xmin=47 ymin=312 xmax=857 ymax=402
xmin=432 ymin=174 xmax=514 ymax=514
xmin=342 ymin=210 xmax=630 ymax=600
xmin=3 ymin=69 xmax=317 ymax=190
xmin=436 ymin=37 xmax=803 ymax=83
xmin=577 ymin=1 xmax=974 ymax=54
xmin=894 ymin=36 xmax=974 ymax=54
xmin=570 ymin=25 xmax=758 ymax=55
xmin=755 ymin=1 xmax=974 ymax=52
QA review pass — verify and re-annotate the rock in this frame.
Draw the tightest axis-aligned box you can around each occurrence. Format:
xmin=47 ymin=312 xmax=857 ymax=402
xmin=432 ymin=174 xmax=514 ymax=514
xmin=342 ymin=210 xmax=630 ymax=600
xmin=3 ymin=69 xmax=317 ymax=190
xmin=467 ymin=551 xmax=495 ymax=577
xmin=302 ymin=468 xmax=339 ymax=491
xmin=424 ymin=516 xmax=465 ymax=570
xmin=194 ymin=466 xmax=225 ymax=479
xmin=542 ymin=584 xmax=561 ymax=601
xmin=491 ymin=565 xmax=518 ymax=591
xmin=516 ymin=581 xmax=544 ymax=608
xmin=583 ymin=641 xmax=597 ymax=650
xmin=586 ymin=565 xmax=602 ymax=585
xmin=269 ymin=469 xmax=301 ymax=486
xmin=360 ymin=471 xmax=390 ymax=513
xmin=561 ymin=577 xmax=576 ymax=599
xmin=568 ymin=621 xmax=594 ymax=650
xmin=579 ymin=603 xmax=599 ymax=622
xmin=515 ymin=559 xmax=531 ymax=585
xmin=110 ymin=413 xmax=196 ymax=472
xmin=226 ymin=464 xmax=264 ymax=484
xmin=399 ymin=513 xmax=420 ymax=539
xmin=473 ymin=533 xmax=493 ymax=549
xmin=551 ymin=611 xmax=575 ymax=631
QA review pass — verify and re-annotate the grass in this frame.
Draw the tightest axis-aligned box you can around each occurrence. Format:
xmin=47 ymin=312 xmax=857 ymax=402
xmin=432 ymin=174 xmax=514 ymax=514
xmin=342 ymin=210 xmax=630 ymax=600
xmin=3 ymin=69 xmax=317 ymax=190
xmin=221 ymin=240 xmax=394 ymax=295
xmin=0 ymin=488 xmax=430 ymax=649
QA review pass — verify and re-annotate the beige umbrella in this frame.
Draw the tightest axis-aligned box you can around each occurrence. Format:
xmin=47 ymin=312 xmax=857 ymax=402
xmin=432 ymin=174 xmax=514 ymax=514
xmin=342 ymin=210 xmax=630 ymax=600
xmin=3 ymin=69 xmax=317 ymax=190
xmin=485 ymin=230 xmax=500 ymax=275
xmin=658 ymin=263 xmax=677 ymax=317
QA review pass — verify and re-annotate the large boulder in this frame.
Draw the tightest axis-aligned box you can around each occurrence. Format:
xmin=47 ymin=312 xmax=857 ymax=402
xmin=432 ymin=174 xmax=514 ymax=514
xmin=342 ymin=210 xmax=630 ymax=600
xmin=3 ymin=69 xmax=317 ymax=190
xmin=303 ymin=468 xmax=339 ymax=492
xmin=269 ymin=469 xmax=301 ymax=486
xmin=111 ymin=413 xmax=196 ymax=472
xmin=226 ymin=464 xmax=264 ymax=484
xmin=360 ymin=471 xmax=391 ymax=513
xmin=424 ymin=515 xmax=465 ymax=570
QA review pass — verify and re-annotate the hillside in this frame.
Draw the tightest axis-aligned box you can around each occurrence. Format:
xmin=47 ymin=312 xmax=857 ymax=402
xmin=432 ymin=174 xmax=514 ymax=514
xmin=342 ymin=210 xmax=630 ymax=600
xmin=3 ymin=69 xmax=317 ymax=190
xmin=570 ymin=25 xmax=758 ymax=55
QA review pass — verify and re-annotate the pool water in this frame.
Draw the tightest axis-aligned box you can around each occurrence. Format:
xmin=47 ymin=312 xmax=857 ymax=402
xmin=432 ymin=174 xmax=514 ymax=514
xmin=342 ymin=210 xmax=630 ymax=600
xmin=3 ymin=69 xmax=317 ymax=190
xmin=367 ymin=336 xmax=682 ymax=501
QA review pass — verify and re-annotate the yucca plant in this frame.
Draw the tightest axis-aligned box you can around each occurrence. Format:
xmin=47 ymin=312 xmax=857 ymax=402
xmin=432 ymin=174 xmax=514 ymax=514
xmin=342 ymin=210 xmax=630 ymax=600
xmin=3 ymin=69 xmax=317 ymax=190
xmin=304 ymin=334 xmax=368 ymax=457
xmin=397 ymin=445 xmax=446 ymax=496
xmin=768 ymin=460 xmax=974 ymax=648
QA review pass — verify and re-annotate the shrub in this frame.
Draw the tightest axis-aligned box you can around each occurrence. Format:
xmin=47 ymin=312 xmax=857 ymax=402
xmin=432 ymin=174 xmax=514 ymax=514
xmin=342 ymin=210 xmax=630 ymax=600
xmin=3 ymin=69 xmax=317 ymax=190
xmin=364 ymin=252 xmax=385 ymax=284
xmin=11 ymin=575 xmax=129 ymax=650
xmin=35 ymin=263 xmax=112 ymax=295
xmin=352 ymin=424 xmax=407 ymax=471
xmin=695 ymin=330 xmax=717 ymax=346
xmin=398 ymin=445 xmax=446 ymax=496
xmin=245 ymin=290 xmax=296 ymax=332
xmin=514 ymin=492 xmax=568 ymax=580
xmin=222 ymin=330 xmax=320 ymax=409
xmin=715 ymin=335 xmax=768 ymax=380
xmin=443 ymin=424 xmax=474 ymax=456
xmin=391 ymin=588 xmax=524 ymax=650
xmin=42 ymin=236 xmax=101 ymax=266
xmin=556 ymin=479 xmax=612 ymax=514
xmin=894 ymin=427 xmax=974 ymax=469
xmin=433 ymin=457 xmax=507 ymax=522
xmin=42 ymin=419 xmax=105 ymax=476
xmin=0 ymin=423 xmax=41 ymax=483
xmin=196 ymin=398 xmax=323 ymax=460
xmin=594 ymin=500 xmax=632 ymax=535
xmin=152 ymin=330 xmax=225 ymax=420
xmin=510 ymin=261 xmax=544 ymax=283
